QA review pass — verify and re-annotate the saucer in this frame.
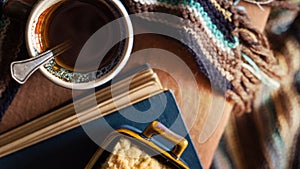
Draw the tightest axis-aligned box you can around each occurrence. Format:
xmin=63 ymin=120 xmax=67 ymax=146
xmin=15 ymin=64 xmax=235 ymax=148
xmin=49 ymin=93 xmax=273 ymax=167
xmin=43 ymin=52 xmax=120 ymax=83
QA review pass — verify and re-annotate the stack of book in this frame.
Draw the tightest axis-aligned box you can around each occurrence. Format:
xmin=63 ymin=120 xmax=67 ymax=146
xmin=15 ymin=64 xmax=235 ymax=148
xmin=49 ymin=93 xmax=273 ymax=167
xmin=0 ymin=65 xmax=202 ymax=169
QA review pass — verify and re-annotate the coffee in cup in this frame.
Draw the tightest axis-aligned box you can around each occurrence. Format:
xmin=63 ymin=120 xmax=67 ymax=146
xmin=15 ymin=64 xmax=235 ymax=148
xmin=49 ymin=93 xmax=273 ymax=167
xmin=26 ymin=0 xmax=133 ymax=89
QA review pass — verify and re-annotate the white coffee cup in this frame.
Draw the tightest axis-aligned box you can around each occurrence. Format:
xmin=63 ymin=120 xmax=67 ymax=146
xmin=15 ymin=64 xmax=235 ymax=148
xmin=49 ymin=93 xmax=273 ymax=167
xmin=24 ymin=0 xmax=133 ymax=89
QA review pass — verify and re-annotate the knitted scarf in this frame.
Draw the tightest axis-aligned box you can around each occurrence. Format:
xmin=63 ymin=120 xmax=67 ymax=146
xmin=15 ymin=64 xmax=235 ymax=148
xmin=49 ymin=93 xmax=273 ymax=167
xmin=212 ymin=10 xmax=300 ymax=169
xmin=0 ymin=0 xmax=27 ymax=120
xmin=122 ymin=0 xmax=287 ymax=114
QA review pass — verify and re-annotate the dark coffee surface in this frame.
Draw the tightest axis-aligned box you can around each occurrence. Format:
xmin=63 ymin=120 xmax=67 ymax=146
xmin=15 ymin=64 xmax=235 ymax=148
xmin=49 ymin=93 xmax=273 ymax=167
xmin=46 ymin=0 xmax=118 ymax=72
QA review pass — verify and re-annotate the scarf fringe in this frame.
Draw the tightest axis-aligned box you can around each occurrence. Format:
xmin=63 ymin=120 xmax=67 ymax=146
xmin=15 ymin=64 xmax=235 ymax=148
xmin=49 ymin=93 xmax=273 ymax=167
xmin=227 ymin=7 xmax=285 ymax=115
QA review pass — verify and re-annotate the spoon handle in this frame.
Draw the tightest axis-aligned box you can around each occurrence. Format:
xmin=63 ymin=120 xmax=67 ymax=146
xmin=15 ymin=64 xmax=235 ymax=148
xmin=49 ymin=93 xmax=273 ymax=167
xmin=10 ymin=51 xmax=54 ymax=84
xmin=10 ymin=42 xmax=70 ymax=84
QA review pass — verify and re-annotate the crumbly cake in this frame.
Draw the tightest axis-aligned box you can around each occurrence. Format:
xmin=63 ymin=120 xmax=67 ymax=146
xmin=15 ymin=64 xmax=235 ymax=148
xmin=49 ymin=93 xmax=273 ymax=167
xmin=101 ymin=137 xmax=171 ymax=169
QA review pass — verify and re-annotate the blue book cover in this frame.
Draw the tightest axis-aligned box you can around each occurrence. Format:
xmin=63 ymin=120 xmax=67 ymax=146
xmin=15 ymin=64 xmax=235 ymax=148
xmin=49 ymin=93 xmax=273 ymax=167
xmin=0 ymin=91 xmax=202 ymax=169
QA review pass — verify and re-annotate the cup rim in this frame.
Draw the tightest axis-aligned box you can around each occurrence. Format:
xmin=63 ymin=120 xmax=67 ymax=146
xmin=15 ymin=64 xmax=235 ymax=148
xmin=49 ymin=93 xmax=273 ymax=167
xmin=26 ymin=0 xmax=134 ymax=90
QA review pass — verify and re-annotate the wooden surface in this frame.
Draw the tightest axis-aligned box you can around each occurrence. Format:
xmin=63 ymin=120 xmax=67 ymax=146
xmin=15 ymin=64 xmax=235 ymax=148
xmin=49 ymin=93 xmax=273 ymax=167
xmin=0 ymin=2 xmax=269 ymax=169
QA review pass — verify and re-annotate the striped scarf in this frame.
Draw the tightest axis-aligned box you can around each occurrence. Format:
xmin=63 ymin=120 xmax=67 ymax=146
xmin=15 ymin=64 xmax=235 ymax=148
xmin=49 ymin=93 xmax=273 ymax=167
xmin=122 ymin=0 xmax=285 ymax=114
xmin=0 ymin=0 xmax=25 ymax=120
xmin=212 ymin=11 xmax=300 ymax=169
